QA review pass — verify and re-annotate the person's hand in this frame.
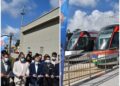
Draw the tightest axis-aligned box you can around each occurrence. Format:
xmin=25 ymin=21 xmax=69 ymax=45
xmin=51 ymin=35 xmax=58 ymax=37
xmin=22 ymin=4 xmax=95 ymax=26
xmin=24 ymin=74 xmax=29 ymax=78
xmin=0 ymin=73 xmax=7 ymax=77
xmin=38 ymin=75 xmax=43 ymax=78
xmin=0 ymin=73 xmax=5 ymax=77
xmin=33 ymin=74 xmax=37 ymax=77
xmin=19 ymin=75 xmax=23 ymax=79
xmin=56 ymin=76 xmax=59 ymax=78
xmin=51 ymin=75 xmax=54 ymax=78
xmin=45 ymin=74 xmax=49 ymax=78
xmin=6 ymin=75 xmax=10 ymax=78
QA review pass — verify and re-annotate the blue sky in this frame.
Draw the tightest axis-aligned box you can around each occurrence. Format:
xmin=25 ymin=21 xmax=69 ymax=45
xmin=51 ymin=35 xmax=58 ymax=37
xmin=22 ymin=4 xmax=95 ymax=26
xmin=67 ymin=0 xmax=119 ymax=32
xmin=1 ymin=0 xmax=59 ymax=47
xmin=1 ymin=0 xmax=119 ymax=49
xmin=2 ymin=0 xmax=52 ymax=28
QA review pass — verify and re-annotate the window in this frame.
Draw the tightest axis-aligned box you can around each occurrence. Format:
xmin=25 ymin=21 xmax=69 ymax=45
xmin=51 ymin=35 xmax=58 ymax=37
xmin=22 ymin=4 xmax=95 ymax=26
xmin=40 ymin=46 xmax=44 ymax=54
xmin=111 ymin=32 xmax=119 ymax=48
xmin=75 ymin=37 xmax=88 ymax=50
xmin=95 ymin=26 xmax=114 ymax=50
xmin=27 ymin=47 xmax=31 ymax=52
xmin=67 ymin=32 xmax=80 ymax=50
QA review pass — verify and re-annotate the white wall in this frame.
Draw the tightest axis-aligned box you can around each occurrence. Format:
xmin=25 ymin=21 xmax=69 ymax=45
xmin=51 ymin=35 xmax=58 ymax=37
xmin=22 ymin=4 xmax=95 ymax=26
xmin=20 ymin=23 xmax=59 ymax=57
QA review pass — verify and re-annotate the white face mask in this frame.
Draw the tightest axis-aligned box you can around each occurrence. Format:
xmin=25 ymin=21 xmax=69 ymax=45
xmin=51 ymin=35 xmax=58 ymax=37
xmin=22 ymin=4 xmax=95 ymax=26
xmin=52 ymin=57 xmax=56 ymax=61
xmin=4 ymin=58 xmax=9 ymax=62
xmin=35 ymin=61 xmax=39 ymax=64
xmin=45 ymin=59 xmax=50 ymax=63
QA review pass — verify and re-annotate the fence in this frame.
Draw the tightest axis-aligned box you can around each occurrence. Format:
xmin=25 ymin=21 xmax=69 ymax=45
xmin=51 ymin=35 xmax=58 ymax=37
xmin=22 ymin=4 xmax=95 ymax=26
xmin=63 ymin=48 xmax=119 ymax=86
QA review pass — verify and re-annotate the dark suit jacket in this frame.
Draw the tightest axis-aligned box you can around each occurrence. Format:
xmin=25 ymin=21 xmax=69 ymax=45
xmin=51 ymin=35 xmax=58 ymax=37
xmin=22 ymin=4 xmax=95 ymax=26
xmin=1 ymin=60 xmax=13 ymax=86
xmin=42 ymin=62 xmax=54 ymax=76
xmin=54 ymin=63 xmax=59 ymax=77
xmin=29 ymin=62 xmax=43 ymax=84
xmin=1 ymin=60 xmax=12 ymax=75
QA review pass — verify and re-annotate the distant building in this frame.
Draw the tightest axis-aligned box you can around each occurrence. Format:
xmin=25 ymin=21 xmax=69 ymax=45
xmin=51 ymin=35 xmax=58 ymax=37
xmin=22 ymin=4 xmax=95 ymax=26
xmin=20 ymin=8 xmax=59 ymax=56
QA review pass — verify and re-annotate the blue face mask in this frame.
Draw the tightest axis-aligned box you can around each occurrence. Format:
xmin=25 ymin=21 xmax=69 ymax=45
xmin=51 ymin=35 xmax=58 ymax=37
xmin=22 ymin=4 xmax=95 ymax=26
xmin=20 ymin=58 xmax=25 ymax=63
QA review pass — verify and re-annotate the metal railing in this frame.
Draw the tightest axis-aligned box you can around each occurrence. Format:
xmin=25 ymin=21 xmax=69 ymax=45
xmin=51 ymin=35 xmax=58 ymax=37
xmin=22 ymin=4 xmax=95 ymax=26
xmin=63 ymin=48 xmax=119 ymax=86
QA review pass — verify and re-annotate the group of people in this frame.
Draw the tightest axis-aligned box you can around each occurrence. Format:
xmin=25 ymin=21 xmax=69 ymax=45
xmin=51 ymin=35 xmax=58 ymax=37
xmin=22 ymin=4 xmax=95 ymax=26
xmin=1 ymin=50 xmax=59 ymax=86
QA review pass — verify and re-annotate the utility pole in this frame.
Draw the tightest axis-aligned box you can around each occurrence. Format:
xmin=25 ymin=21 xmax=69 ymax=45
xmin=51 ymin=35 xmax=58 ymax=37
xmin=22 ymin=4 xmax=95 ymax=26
xmin=20 ymin=5 xmax=25 ymax=27
xmin=20 ymin=5 xmax=26 ymax=52
xmin=9 ymin=33 xmax=13 ymax=56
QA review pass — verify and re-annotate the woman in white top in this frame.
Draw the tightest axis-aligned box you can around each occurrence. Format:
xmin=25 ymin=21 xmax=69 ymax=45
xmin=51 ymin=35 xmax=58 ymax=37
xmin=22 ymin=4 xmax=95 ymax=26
xmin=13 ymin=52 xmax=29 ymax=86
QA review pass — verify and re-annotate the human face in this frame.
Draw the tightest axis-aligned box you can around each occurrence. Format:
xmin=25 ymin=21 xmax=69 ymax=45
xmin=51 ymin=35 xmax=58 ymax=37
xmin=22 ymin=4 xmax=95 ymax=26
xmin=35 ymin=56 xmax=40 ymax=62
xmin=4 ymin=54 xmax=9 ymax=58
xmin=3 ymin=54 xmax=9 ymax=62
xmin=39 ymin=55 xmax=42 ymax=60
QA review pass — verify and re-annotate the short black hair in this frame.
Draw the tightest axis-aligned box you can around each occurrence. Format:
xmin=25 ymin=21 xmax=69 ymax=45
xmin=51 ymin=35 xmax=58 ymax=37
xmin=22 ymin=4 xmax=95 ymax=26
xmin=39 ymin=54 xmax=42 ymax=57
xmin=1 ymin=50 xmax=9 ymax=56
xmin=1 ymin=50 xmax=7 ymax=55
xmin=28 ymin=51 xmax=32 ymax=53
xmin=34 ymin=53 xmax=40 ymax=58
xmin=52 ymin=52 xmax=57 ymax=56
xmin=44 ymin=54 xmax=50 ymax=60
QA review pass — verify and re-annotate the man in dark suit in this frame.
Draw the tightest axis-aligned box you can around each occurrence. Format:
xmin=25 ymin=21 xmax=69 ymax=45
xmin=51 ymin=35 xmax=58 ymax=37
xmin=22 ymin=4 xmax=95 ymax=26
xmin=51 ymin=52 xmax=59 ymax=86
xmin=53 ymin=63 xmax=59 ymax=86
xmin=29 ymin=53 xmax=43 ymax=86
xmin=1 ymin=52 xmax=12 ymax=86
xmin=42 ymin=54 xmax=54 ymax=86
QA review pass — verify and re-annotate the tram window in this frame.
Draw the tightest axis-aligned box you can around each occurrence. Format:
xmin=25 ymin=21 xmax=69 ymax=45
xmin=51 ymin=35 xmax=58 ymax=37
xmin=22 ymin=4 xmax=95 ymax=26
xmin=67 ymin=32 xmax=79 ymax=50
xmin=111 ymin=32 xmax=119 ymax=48
xmin=76 ymin=37 xmax=88 ymax=50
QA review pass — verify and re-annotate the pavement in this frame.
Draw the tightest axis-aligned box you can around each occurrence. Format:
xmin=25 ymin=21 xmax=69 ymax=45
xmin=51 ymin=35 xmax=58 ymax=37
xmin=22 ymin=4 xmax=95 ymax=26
xmin=73 ymin=68 xmax=119 ymax=86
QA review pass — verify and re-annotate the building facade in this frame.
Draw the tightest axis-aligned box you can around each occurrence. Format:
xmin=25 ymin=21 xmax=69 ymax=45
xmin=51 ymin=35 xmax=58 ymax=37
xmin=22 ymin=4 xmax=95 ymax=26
xmin=20 ymin=8 xmax=59 ymax=56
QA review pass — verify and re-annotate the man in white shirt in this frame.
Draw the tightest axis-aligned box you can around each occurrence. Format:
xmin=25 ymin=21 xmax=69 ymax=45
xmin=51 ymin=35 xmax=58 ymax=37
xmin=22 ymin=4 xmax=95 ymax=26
xmin=13 ymin=52 xmax=29 ymax=86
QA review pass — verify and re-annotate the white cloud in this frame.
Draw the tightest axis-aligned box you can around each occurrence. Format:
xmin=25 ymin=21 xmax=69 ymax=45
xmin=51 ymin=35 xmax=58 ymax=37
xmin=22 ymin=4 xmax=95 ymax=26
xmin=113 ymin=3 xmax=119 ymax=13
xmin=1 ymin=0 xmax=36 ymax=17
xmin=1 ymin=26 xmax=20 ymax=46
xmin=68 ymin=10 xmax=118 ymax=32
xmin=69 ymin=0 xmax=98 ymax=7
xmin=2 ymin=25 xmax=20 ymax=40
xmin=50 ymin=0 xmax=59 ymax=8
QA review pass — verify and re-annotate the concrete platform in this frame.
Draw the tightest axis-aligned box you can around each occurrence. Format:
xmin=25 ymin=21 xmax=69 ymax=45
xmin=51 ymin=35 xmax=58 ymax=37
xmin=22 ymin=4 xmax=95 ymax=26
xmin=73 ymin=68 xmax=119 ymax=86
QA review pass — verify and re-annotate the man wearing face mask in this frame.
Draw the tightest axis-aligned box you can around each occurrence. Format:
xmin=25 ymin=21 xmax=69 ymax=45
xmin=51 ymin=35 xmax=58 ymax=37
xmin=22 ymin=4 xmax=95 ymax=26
xmin=29 ymin=53 xmax=43 ymax=86
xmin=51 ymin=52 xmax=58 ymax=66
xmin=43 ymin=54 xmax=54 ymax=86
xmin=13 ymin=52 xmax=29 ymax=86
xmin=1 ymin=52 xmax=12 ymax=86
xmin=51 ymin=52 xmax=59 ymax=86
